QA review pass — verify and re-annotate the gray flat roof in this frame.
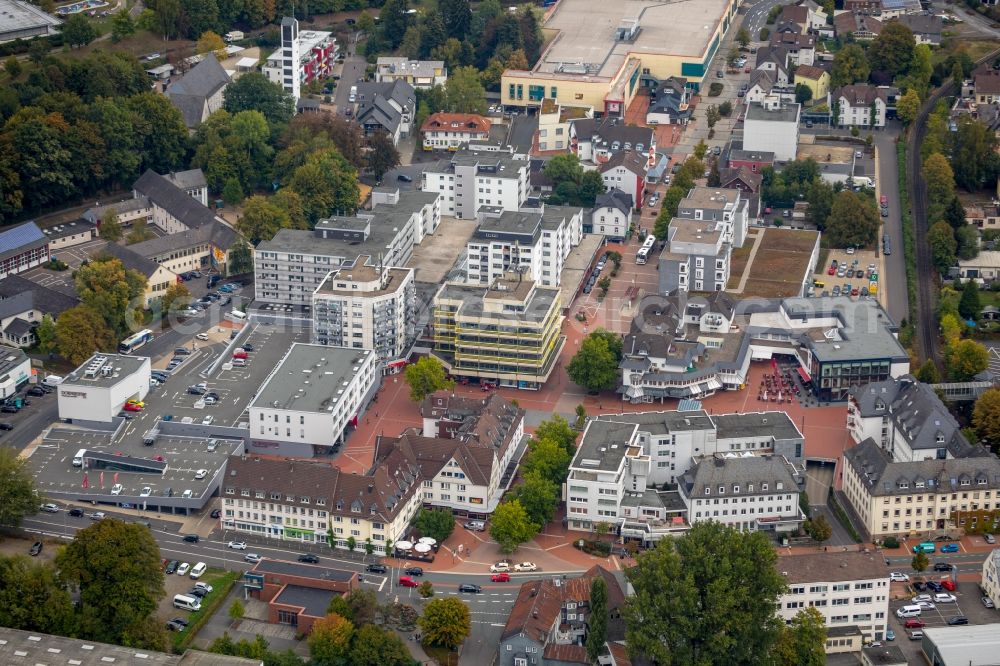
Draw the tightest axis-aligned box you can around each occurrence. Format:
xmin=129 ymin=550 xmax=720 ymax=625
xmin=572 ymin=420 xmax=639 ymax=472
xmin=745 ymin=101 xmax=800 ymax=123
xmin=713 ymin=412 xmax=801 ymax=440
xmin=922 ymin=625 xmax=1000 ymax=663
xmin=63 ymin=353 xmax=147 ymax=389
xmin=595 ymin=409 xmax=715 ymax=435
xmin=273 ymin=584 xmax=338 ymax=617
xmin=0 ymin=0 xmax=61 ymax=33
xmin=782 ymin=297 xmax=908 ymax=363
xmin=0 ymin=344 xmax=27 ymax=377
xmin=250 ymin=557 xmax=357 ymax=582
xmin=251 ymin=343 xmax=372 ymax=413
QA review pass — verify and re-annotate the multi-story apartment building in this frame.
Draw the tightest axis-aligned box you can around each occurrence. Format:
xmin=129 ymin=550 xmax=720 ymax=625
xmin=778 ymin=551 xmax=890 ymax=645
xmin=599 ymin=151 xmax=648 ymax=212
xmin=743 ymin=99 xmax=800 ymax=162
xmin=678 ymin=453 xmax=805 ymax=533
xmin=829 ymin=84 xmax=888 ymax=128
xmin=375 ymin=57 xmax=447 ymax=88
xmin=422 ymin=149 xmax=530 ymax=218
xmin=420 ymin=112 xmax=491 ymax=151
xmin=842 ymin=437 xmax=1000 ymax=539
xmin=466 ymin=205 xmax=583 ymax=287
xmin=253 ymin=189 xmax=440 ymax=314
xmin=248 ymin=344 xmax=380 ymax=457
xmin=262 ymin=17 xmax=336 ymax=100
xmin=593 ymin=410 xmax=803 ymax=486
xmin=311 ymin=256 xmax=415 ymax=364
xmin=570 ymin=117 xmax=655 ymax=165
xmin=222 ymin=450 xmax=421 ymax=552
xmin=848 ymin=376 xmax=974 ymax=462
xmin=535 ymin=97 xmax=592 ymax=153
xmin=983 ymin=548 xmax=1000 ymax=608
xmin=590 ymin=189 xmax=633 ymax=240
xmin=431 ymin=277 xmax=564 ymax=390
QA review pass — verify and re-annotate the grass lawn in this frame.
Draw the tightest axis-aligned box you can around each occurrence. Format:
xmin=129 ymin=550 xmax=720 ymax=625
xmin=171 ymin=569 xmax=241 ymax=652
xmin=933 ymin=39 xmax=1000 ymax=66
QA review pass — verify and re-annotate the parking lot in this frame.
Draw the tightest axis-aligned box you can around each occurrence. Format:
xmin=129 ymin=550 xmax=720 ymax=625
xmin=885 ymin=579 xmax=998 ymax=660
xmin=813 ymin=247 xmax=883 ymax=300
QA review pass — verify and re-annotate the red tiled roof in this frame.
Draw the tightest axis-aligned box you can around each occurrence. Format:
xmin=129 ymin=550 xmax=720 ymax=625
xmin=543 ymin=644 xmax=589 ymax=663
xmin=420 ymin=112 xmax=491 ymax=134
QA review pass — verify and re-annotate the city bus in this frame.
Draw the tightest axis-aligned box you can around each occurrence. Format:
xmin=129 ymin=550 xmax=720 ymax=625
xmin=119 ymin=329 xmax=154 ymax=354
xmin=636 ymin=235 xmax=656 ymax=265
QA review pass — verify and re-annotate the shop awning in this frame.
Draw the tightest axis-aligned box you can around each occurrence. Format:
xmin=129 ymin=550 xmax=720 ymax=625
xmin=797 ymin=367 xmax=811 ymax=383
xmin=386 ymin=359 xmax=407 ymax=369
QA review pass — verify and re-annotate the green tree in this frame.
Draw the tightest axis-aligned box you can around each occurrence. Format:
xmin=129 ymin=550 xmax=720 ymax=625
xmin=795 ymin=83 xmax=813 ymax=104
xmin=624 ymin=522 xmax=786 ymax=665
xmin=719 ymin=100 xmax=733 ymax=117
xmin=367 ymin=131 xmax=400 ymax=182
xmin=831 ymin=43 xmax=870 ymax=88
xmin=35 ymin=314 xmax=56 ymax=356
xmin=706 ymin=105 xmax=721 ymax=130
xmin=443 ymin=66 xmax=487 ymax=114
xmin=693 ymin=139 xmax=708 ymax=160
xmin=945 ymin=196 xmax=967 ymax=230
xmin=288 ymin=150 xmax=359 ymax=223
xmin=0 ymin=555 xmax=76 ymax=634
xmin=915 ymin=359 xmax=941 ymax=383
xmin=568 ymin=331 xmax=620 ymax=392
xmin=923 ymin=152 xmax=956 ymax=212
xmin=228 ymin=598 xmax=245 ymax=620
xmin=99 ymin=210 xmax=123 ymax=242
xmin=196 ymin=31 xmax=227 ymax=60
xmin=412 ymin=507 xmax=455 ymax=543
xmin=110 ymin=9 xmax=136 ymax=43
xmin=55 ymin=305 xmax=115 ymax=365
xmin=973 ymin=388 xmax=1000 ymax=449
xmin=0 ymin=448 xmax=41 ymax=528
xmin=379 ymin=0 xmax=412 ymax=48
xmin=951 ymin=116 xmax=1000 ymax=191
xmin=489 ymin=500 xmax=539 ymax=553
xmin=61 ymin=14 xmax=99 ymax=48
xmin=946 ymin=339 xmax=989 ymax=381
xmin=806 ymin=180 xmax=834 ymax=231
xmin=237 ymin=195 xmax=291 ymax=243
xmin=223 ymin=72 xmax=295 ymax=128
xmin=349 ymin=624 xmax=413 ymax=666
xmin=4 ymin=55 xmax=22 ymax=78
xmin=736 ymin=27 xmax=750 ymax=49
xmin=578 ymin=169 xmax=605 ymax=207
xmin=896 ymin=89 xmax=920 ymax=125
xmin=870 ymin=21 xmax=915 ymax=78
xmin=927 ymin=221 xmax=957 ymax=274
xmin=357 ymin=11 xmax=376 ymax=34
xmin=419 ymin=597 xmax=471 ymax=648
xmin=543 ymin=153 xmax=584 ymax=185
xmin=587 ymin=576 xmax=609 ymax=663
xmin=824 ymin=190 xmax=879 ymax=248
xmin=56 ymin=519 xmax=166 ymax=648
xmin=403 ymin=356 xmax=455 ymax=402
xmin=959 ymin=280 xmax=982 ymax=320
xmin=511 ymin=472 xmax=559 ymax=526
xmin=911 ymin=549 xmax=929 ymax=572
xmin=160 ymin=282 xmax=191 ymax=313
xmin=221 ymin=177 xmax=244 ymax=206
xmin=346 ymin=536 xmax=356 ymax=552
xmin=775 ymin=607 xmax=826 ymax=666
xmin=228 ymin=239 xmax=254 ymax=275
xmin=307 ymin=613 xmax=354 ymax=666
xmin=805 ymin=514 xmax=832 ymax=543
xmin=522 ymin=437 xmax=572 ymax=485
xmin=126 ymin=219 xmax=155 ymax=245
xmin=533 ymin=413 xmax=579 ymax=453
xmin=418 ymin=580 xmax=434 ymax=597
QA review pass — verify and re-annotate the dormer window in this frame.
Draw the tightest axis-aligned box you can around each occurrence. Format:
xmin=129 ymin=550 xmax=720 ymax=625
xmin=719 ymin=485 xmax=725 ymax=494
xmin=748 ymin=485 xmax=753 ymax=492
xmin=762 ymin=483 xmax=768 ymax=491
xmin=733 ymin=485 xmax=740 ymax=493
xmin=705 ymin=487 xmax=711 ymax=495
xmin=301 ymin=496 xmax=310 ymax=504
xmin=225 ymin=487 xmax=235 ymax=495
xmin=935 ymin=432 xmax=945 ymax=444
xmin=899 ymin=482 xmax=909 ymax=490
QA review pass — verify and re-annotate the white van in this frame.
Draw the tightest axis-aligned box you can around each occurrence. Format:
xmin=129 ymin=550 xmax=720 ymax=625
xmin=44 ymin=375 xmax=63 ymax=386
xmin=349 ymin=85 xmax=357 ymax=102
xmin=173 ymin=594 xmax=202 ymax=611
xmin=229 ymin=309 xmax=247 ymax=321
xmin=896 ymin=605 xmax=922 ymax=618
xmin=72 ymin=449 xmax=87 ymax=467
xmin=232 ymin=358 xmax=247 ymax=367
xmin=189 ymin=562 xmax=207 ymax=579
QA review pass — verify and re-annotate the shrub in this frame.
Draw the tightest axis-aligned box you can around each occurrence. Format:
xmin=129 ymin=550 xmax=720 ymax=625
xmin=708 ymin=82 xmax=724 ymax=96
xmin=882 ymin=536 xmax=900 ymax=549
xmin=573 ymin=539 xmax=612 ymax=556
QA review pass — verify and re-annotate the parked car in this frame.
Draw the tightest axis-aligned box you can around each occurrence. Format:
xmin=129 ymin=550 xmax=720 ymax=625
xmin=188 ymin=587 xmax=207 ymax=598
xmin=889 ymin=572 xmax=909 ymax=582
xmin=365 ymin=563 xmax=387 ymax=573
xmin=398 ymin=576 xmax=419 ymax=588
xmin=941 ymin=579 xmax=956 ymax=591
xmin=491 ymin=572 xmax=511 ymax=582
xmin=29 ymin=541 xmax=42 ymax=556
xmin=176 ymin=562 xmax=191 ymax=576
xmin=940 ymin=543 xmax=959 ymax=553
xmin=886 ymin=629 xmax=895 ymax=641
xmin=986 ymin=534 xmax=996 ymax=544
xmin=404 ymin=567 xmax=424 ymax=576
xmin=947 ymin=616 xmax=969 ymax=625
xmin=165 ymin=560 xmax=179 ymax=574
xmin=194 ymin=469 xmax=208 ymax=480
xmin=166 ymin=620 xmax=186 ymax=632
xmin=458 ymin=584 xmax=482 ymax=593
xmin=983 ymin=596 xmax=995 ymax=608
xmin=926 ymin=581 xmax=943 ymax=593
xmin=513 ymin=562 xmax=538 ymax=572
xmin=904 ymin=618 xmax=925 ymax=628
xmin=27 ymin=386 xmax=45 ymax=397
xmin=934 ymin=593 xmax=957 ymax=603
xmin=210 ymin=509 xmax=222 ymax=518
xmin=298 ymin=554 xmax=320 ymax=564
xmin=490 ymin=562 xmax=510 ymax=573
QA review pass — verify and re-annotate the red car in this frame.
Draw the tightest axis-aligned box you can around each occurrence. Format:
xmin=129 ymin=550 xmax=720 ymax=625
xmin=744 ymin=66 xmax=751 ymax=73
xmin=491 ymin=573 xmax=510 ymax=582
xmin=827 ymin=266 xmax=836 ymax=275
xmin=233 ymin=349 xmax=248 ymax=360
xmin=123 ymin=402 xmax=142 ymax=412
xmin=153 ymin=455 xmax=164 ymax=462
xmin=398 ymin=576 xmax=419 ymax=588
xmin=904 ymin=619 xmax=925 ymax=628
xmin=851 ymin=287 xmax=859 ymax=296
xmin=941 ymin=579 xmax=956 ymax=591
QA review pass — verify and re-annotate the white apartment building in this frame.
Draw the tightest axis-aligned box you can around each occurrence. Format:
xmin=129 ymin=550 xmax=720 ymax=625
xmin=743 ymin=99 xmax=800 ymax=162
xmin=421 ymin=149 xmax=529 ymax=219
xmin=248 ymin=344 xmax=379 ymax=457
xmin=591 ymin=189 xmax=633 ymax=241
xmin=983 ymin=548 xmax=1000 ymax=608
xmin=778 ymin=550 xmax=891 ymax=644
xmin=842 ymin=437 xmax=1000 ymax=539
xmin=222 ymin=450 xmax=422 ymax=551
xmin=599 ymin=151 xmax=647 ymax=213
xmin=593 ymin=410 xmax=804 ymax=486
xmin=57 ymin=353 xmax=151 ymax=424
xmin=678 ymin=454 xmax=805 ymax=533
xmin=311 ymin=256 xmax=415 ymax=363
xmin=830 ymin=84 xmax=888 ymax=128
xmin=466 ymin=205 xmax=583 ymax=287
xmin=375 ymin=57 xmax=447 ymax=88
xmin=262 ymin=17 xmax=336 ymax=100
xmin=536 ymin=97 xmax=593 ymax=152
xmin=848 ymin=376 xmax=972 ymax=462
xmin=566 ymin=420 xmax=650 ymax=531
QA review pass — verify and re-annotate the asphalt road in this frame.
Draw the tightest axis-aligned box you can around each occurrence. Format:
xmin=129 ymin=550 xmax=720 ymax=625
xmin=333 ymin=55 xmax=367 ymax=114
xmin=874 ymin=128 xmax=908 ymax=325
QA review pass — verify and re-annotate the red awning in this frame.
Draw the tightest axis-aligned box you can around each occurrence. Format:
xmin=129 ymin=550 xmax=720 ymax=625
xmin=797 ymin=367 xmax=811 ymax=383
xmin=386 ymin=360 xmax=408 ymax=369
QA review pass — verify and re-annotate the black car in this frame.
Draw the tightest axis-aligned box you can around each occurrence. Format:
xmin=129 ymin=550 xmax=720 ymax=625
xmin=0 ymin=423 xmax=13 ymax=431
xmin=174 ymin=347 xmax=191 ymax=356
xmin=206 ymin=392 xmax=220 ymax=401
xmin=29 ymin=541 xmax=42 ymax=556
xmin=210 ymin=509 xmax=221 ymax=518
xmin=189 ymin=587 xmax=207 ymax=598
xmin=298 ymin=554 xmax=320 ymax=564
xmin=913 ymin=581 xmax=927 ymax=591
xmin=188 ymin=386 xmax=206 ymax=395
xmin=182 ymin=534 xmax=199 ymax=543
xmin=1 ymin=405 xmax=18 ymax=413
xmin=170 ymin=617 xmax=190 ymax=627
xmin=164 ymin=487 xmax=174 ymax=497
xmin=933 ymin=562 xmax=953 ymax=572
xmin=927 ymin=581 xmax=943 ymax=592
xmin=404 ymin=566 xmax=424 ymax=576
xmin=27 ymin=386 xmax=45 ymax=397
xmin=68 ymin=508 xmax=84 ymax=517
xmin=166 ymin=620 xmax=185 ymax=632
xmin=165 ymin=560 xmax=179 ymax=574
xmin=117 ymin=411 xmax=133 ymax=420
xmin=365 ymin=563 xmax=387 ymax=574
xmin=947 ymin=616 xmax=969 ymax=625
xmin=397 ymin=173 xmax=413 ymax=182
xmin=242 ymin=343 xmax=254 ymax=352
xmin=458 ymin=584 xmax=482 ymax=593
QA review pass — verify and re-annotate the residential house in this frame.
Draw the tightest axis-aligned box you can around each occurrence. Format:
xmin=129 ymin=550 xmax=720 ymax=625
xmin=354 ymin=80 xmax=416 ymax=144
xmin=793 ymin=64 xmax=831 ymax=102
xmin=777 ymin=1 xmax=830 ymax=34
xmin=719 ymin=166 xmax=763 ymax=195
xmin=743 ymin=99 xmax=801 ymax=161
xmin=167 ymin=53 xmax=230 ymax=129
xmin=535 ymin=97 xmax=592 ymax=153
xmin=983 ymin=549 xmax=1000 ymax=609
xmin=421 ymin=149 xmax=529 ymax=218
xmin=955 ymin=251 xmax=1000 ymax=282
xmin=421 ymin=112 xmax=491 ymax=151
xmin=830 ymin=84 xmax=888 ymax=128
xmin=974 ymin=69 xmax=1000 ymax=104
xmin=0 ymin=222 xmax=49 ymax=279
xmin=833 ymin=11 xmax=884 ymax=40
xmin=98 ymin=243 xmax=179 ymax=307
xmin=599 ymin=151 xmax=648 ymax=213
xmin=570 ymin=117 xmax=655 ymax=166
xmin=646 ymin=77 xmax=692 ymax=125
xmin=262 ymin=17 xmax=336 ymax=101
xmin=778 ymin=550 xmax=891 ymax=645
xmin=769 ymin=31 xmax=816 ymax=67
xmin=842 ymin=437 xmax=1000 ymax=539
xmin=498 ymin=566 xmax=627 ymax=666
xmin=894 ymin=13 xmax=943 ymax=45
xmin=754 ymin=49 xmax=791 ymax=86
xmin=243 ymin=559 xmax=360 ymax=634
xmin=375 ymin=57 xmax=447 ymax=88
xmin=728 ymin=148 xmax=776 ymax=173
xmin=590 ymin=189 xmax=633 ymax=240
xmin=0 ymin=275 xmax=78 ymax=348
xmin=745 ymin=71 xmax=796 ymax=105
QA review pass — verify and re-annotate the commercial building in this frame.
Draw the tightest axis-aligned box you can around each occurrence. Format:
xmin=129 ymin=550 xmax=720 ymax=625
xmin=225 ymin=454 xmax=420 ymax=550
xmin=983 ymin=548 xmax=1000 ymax=609
xmin=0 ymin=0 xmax=61 ymax=43
xmin=263 ymin=17 xmax=336 ymax=100
xmin=842 ymin=437 xmax=1000 ymax=539
xmin=311 ymin=256 xmax=416 ymax=363
xmin=620 ymin=292 xmax=909 ymax=403
xmin=920 ymin=625 xmax=1000 ymax=666
xmin=848 ymin=376 xmax=975 ymax=462
xmin=421 ymin=112 xmax=491 ymax=151
xmin=0 ymin=221 xmax=49 ymax=279
xmin=167 ymin=54 xmax=231 ymax=129
xmin=376 ymin=57 xmax=447 ymax=88
xmin=57 ymin=353 xmax=151 ymax=424
xmin=590 ymin=188 xmax=633 ymax=240
xmin=743 ymin=99 xmax=801 ymax=162
xmin=466 ymin=205 xmax=584 ymax=287
xmin=422 ymin=149 xmax=530 ymax=218
xmin=0 ymin=344 xmax=30 ymax=399
xmin=679 ymin=454 xmax=805 ymax=533
xmin=500 ymin=0 xmax=741 ymax=113
xmin=431 ymin=277 xmax=564 ymax=390
xmin=243 ymin=558 xmax=360 ymax=634
xmin=248 ymin=344 xmax=379 ymax=456
xmin=777 ymin=550 xmax=890 ymax=644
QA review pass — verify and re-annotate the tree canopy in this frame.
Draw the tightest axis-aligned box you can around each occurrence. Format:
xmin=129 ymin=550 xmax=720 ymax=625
xmin=974 ymin=388 xmax=1000 ymax=452
xmin=568 ymin=329 xmax=624 ymax=392
xmin=0 ymin=448 xmax=41 ymax=529
xmin=490 ymin=499 xmax=539 ymax=553
xmin=824 ymin=190 xmax=879 ymax=248
xmin=223 ymin=72 xmax=295 ymax=128
xmin=403 ymin=356 xmax=455 ymax=402
xmin=412 ymin=507 xmax=456 ymax=543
